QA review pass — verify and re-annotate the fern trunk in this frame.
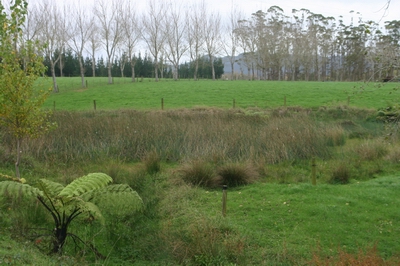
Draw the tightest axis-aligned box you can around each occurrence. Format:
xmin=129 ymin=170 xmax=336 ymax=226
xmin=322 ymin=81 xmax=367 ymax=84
xmin=52 ymin=226 xmax=68 ymax=254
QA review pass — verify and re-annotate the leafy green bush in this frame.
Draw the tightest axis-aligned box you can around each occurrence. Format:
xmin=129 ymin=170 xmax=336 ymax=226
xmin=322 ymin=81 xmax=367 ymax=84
xmin=216 ymin=163 xmax=259 ymax=187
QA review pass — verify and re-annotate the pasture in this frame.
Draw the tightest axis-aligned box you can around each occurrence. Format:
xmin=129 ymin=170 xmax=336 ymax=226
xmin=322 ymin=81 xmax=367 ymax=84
xmin=1 ymin=77 xmax=400 ymax=265
xmin=38 ymin=77 xmax=400 ymax=110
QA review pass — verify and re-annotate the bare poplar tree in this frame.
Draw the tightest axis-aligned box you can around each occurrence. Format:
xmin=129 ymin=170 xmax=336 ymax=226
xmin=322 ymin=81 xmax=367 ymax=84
xmin=24 ymin=2 xmax=42 ymax=42
xmin=203 ymin=10 xmax=222 ymax=80
xmin=141 ymin=0 xmax=166 ymax=82
xmin=36 ymin=0 xmax=65 ymax=92
xmin=164 ymin=1 xmax=188 ymax=81
xmin=120 ymin=0 xmax=141 ymax=82
xmin=87 ymin=23 xmax=101 ymax=77
xmin=67 ymin=3 xmax=94 ymax=88
xmin=22 ymin=3 xmax=43 ymax=72
xmin=186 ymin=1 xmax=206 ymax=80
xmin=95 ymin=0 xmax=122 ymax=84
xmin=221 ymin=7 xmax=242 ymax=80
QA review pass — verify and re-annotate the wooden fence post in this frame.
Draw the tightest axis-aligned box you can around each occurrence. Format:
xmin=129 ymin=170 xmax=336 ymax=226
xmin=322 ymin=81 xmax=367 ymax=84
xmin=222 ymin=185 xmax=228 ymax=217
xmin=311 ymin=158 xmax=316 ymax=185
xmin=93 ymin=100 xmax=96 ymax=111
xmin=161 ymin=98 xmax=164 ymax=110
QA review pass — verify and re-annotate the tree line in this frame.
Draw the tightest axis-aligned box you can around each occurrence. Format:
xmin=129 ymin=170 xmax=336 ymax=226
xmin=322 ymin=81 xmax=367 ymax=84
xmin=19 ymin=0 xmax=400 ymax=92
xmin=43 ymin=50 xmax=224 ymax=80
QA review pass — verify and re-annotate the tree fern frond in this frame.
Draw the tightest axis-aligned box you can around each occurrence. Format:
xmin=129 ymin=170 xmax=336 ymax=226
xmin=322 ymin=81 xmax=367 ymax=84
xmin=0 ymin=181 xmax=43 ymax=198
xmin=101 ymin=183 xmax=138 ymax=193
xmin=36 ymin=179 xmax=64 ymax=199
xmin=59 ymin=197 xmax=104 ymax=223
xmin=84 ymin=184 xmax=143 ymax=216
xmin=83 ymin=201 xmax=104 ymax=224
xmin=58 ymin=173 xmax=113 ymax=198
xmin=0 ymin=173 xmax=27 ymax=183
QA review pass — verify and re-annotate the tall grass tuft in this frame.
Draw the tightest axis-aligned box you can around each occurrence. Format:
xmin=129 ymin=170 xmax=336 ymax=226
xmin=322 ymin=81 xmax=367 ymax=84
xmin=329 ymin=162 xmax=351 ymax=184
xmin=177 ymin=160 xmax=216 ymax=187
xmin=354 ymin=139 xmax=388 ymax=161
xmin=216 ymin=162 xmax=259 ymax=187
xmin=324 ymin=125 xmax=347 ymax=146
xmin=142 ymin=150 xmax=161 ymax=175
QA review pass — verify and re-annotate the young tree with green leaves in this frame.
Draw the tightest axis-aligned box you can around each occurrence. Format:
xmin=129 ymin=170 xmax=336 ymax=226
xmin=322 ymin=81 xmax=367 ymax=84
xmin=0 ymin=0 xmax=54 ymax=179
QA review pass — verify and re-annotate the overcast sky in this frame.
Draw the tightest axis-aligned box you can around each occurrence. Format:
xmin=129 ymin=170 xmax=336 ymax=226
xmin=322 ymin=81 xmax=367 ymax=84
xmin=213 ymin=0 xmax=397 ymax=25
xmin=25 ymin=0 xmax=398 ymax=26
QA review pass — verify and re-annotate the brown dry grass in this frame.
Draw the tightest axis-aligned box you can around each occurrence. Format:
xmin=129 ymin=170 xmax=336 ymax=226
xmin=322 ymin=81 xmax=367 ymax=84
xmin=310 ymin=245 xmax=400 ymax=266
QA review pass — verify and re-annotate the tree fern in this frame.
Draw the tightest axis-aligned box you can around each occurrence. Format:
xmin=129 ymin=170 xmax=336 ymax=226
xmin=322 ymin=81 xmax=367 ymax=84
xmin=0 ymin=172 xmax=142 ymax=256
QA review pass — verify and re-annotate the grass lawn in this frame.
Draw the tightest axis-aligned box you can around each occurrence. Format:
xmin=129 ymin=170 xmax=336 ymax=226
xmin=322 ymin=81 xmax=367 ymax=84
xmin=38 ymin=77 xmax=400 ymax=111
xmin=183 ymin=175 xmax=400 ymax=263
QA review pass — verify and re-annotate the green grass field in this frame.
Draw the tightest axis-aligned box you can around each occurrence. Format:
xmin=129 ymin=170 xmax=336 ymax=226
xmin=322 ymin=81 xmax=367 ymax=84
xmin=38 ymin=77 xmax=400 ymax=111
xmin=167 ymin=175 xmax=400 ymax=264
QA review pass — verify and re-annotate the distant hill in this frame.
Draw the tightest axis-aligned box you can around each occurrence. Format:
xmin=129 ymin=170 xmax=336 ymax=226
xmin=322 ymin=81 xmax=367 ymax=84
xmin=221 ymin=54 xmax=250 ymax=75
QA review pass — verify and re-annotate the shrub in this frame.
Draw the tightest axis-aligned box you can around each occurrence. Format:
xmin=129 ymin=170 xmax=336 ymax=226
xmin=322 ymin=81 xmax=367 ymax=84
xmin=178 ymin=160 xmax=216 ymax=187
xmin=216 ymin=163 xmax=259 ymax=187
xmin=329 ymin=162 xmax=351 ymax=184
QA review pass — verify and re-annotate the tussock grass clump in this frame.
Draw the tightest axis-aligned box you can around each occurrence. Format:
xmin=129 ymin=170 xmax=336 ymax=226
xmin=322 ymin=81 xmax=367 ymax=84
xmin=354 ymin=140 xmax=389 ymax=161
xmin=177 ymin=160 xmax=216 ymax=187
xmin=329 ymin=162 xmax=351 ymax=184
xmin=324 ymin=125 xmax=347 ymax=146
xmin=385 ymin=145 xmax=400 ymax=163
xmin=142 ymin=150 xmax=161 ymax=175
xmin=216 ymin=163 xmax=259 ymax=187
